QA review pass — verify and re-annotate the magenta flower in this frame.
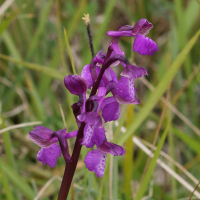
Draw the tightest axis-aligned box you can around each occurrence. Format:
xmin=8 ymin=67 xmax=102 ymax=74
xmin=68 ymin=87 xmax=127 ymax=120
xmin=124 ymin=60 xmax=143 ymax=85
xmin=29 ymin=126 xmax=78 ymax=167
xmin=84 ymin=142 xmax=125 ymax=177
xmin=64 ymin=75 xmax=87 ymax=95
xmin=107 ymin=18 xmax=158 ymax=56
xmin=29 ymin=18 xmax=158 ymax=187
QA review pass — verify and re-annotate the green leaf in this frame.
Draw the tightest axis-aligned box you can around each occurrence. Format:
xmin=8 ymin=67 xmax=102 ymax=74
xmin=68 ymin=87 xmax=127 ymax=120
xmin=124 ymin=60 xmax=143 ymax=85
xmin=118 ymin=29 xmax=200 ymax=145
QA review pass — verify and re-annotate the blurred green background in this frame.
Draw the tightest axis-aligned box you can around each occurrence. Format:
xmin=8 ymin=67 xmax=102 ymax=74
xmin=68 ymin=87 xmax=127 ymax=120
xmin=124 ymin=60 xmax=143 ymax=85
xmin=0 ymin=0 xmax=200 ymax=199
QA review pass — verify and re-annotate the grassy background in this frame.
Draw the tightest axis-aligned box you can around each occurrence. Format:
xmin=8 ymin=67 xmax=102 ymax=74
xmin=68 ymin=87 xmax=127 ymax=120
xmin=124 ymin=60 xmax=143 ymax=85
xmin=0 ymin=0 xmax=200 ymax=199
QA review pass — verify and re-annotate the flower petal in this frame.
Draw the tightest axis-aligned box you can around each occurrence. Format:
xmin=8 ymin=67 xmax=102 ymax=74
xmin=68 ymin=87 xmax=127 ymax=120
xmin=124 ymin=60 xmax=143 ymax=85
xmin=132 ymin=18 xmax=153 ymax=35
xmin=29 ymin=128 xmax=57 ymax=148
xmin=112 ymin=77 xmax=139 ymax=104
xmin=37 ymin=143 xmax=61 ymax=168
xmin=103 ymin=67 xmax=118 ymax=83
xmin=84 ymin=150 xmax=106 ymax=177
xmin=64 ymin=75 xmax=87 ymax=95
xmin=81 ymin=64 xmax=93 ymax=89
xmin=101 ymin=97 xmax=120 ymax=122
xmin=121 ymin=65 xmax=148 ymax=79
xmin=98 ymin=142 xmax=126 ymax=156
xmin=81 ymin=124 xmax=105 ymax=148
xmin=133 ymin=34 xmax=158 ymax=56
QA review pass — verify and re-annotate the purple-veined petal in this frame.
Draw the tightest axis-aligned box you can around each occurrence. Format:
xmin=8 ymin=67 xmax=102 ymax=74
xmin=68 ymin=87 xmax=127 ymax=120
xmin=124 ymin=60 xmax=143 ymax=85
xmin=84 ymin=150 xmax=107 ymax=177
xmin=101 ymin=97 xmax=120 ymax=122
xmin=29 ymin=128 xmax=58 ymax=148
xmin=64 ymin=75 xmax=87 ymax=95
xmin=37 ymin=143 xmax=61 ymax=168
xmin=121 ymin=65 xmax=148 ymax=79
xmin=133 ymin=34 xmax=158 ymax=56
xmin=132 ymin=19 xmax=153 ymax=36
xmin=112 ymin=77 xmax=139 ymax=104
xmin=81 ymin=64 xmax=93 ymax=89
xmin=98 ymin=142 xmax=125 ymax=156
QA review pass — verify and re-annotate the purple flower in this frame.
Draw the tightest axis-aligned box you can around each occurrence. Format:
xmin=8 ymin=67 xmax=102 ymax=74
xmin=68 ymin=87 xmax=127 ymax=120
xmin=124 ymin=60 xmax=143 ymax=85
xmin=64 ymin=75 xmax=87 ymax=95
xmin=112 ymin=76 xmax=139 ymax=104
xmin=29 ymin=126 xmax=78 ymax=167
xmin=78 ymin=112 xmax=106 ymax=148
xmin=37 ymin=143 xmax=61 ymax=168
xmin=84 ymin=142 xmax=125 ymax=177
xmin=107 ymin=18 xmax=158 ymax=56
xmin=29 ymin=126 xmax=58 ymax=148
xmin=107 ymin=19 xmax=153 ymax=38
xmin=101 ymin=96 xmax=120 ymax=122
xmin=81 ymin=64 xmax=94 ymax=89
xmin=64 ymin=75 xmax=88 ymax=122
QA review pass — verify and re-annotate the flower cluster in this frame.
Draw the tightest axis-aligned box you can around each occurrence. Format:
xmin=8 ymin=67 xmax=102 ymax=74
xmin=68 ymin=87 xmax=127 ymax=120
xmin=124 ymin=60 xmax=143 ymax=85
xmin=29 ymin=19 xmax=157 ymax=177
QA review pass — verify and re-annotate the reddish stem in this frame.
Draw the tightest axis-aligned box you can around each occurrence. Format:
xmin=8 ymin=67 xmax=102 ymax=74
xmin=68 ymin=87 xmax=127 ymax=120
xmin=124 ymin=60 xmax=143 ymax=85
xmin=57 ymin=62 xmax=108 ymax=200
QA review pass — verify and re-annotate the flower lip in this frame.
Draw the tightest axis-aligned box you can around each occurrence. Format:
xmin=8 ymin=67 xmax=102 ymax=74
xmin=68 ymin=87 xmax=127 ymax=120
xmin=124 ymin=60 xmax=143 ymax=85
xmin=84 ymin=150 xmax=106 ymax=177
xmin=37 ymin=143 xmax=61 ymax=168
xmin=133 ymin=34 xmax=158 ymax=56
xmin=64 ymin=74 xmax=87 ymax=95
